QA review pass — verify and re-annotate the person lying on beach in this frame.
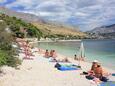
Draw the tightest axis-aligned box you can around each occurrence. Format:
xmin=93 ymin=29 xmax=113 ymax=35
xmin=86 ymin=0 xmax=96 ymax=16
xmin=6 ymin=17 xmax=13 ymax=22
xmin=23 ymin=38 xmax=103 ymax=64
xmin=57 ymin=58 xmax=70 ymax=63
xmin=62 ymin=58 xmax=70 ymax=63
xmin=44 ymin=49 xmax=49 ymax=58
xmin=75 ymin=56 xmax=85 ymax=61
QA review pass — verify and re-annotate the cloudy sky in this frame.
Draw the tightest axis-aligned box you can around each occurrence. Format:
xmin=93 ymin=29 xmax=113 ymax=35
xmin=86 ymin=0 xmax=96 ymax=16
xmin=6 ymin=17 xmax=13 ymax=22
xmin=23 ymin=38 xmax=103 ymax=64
xmin=0 ymin=0 xmax=115 ymax=31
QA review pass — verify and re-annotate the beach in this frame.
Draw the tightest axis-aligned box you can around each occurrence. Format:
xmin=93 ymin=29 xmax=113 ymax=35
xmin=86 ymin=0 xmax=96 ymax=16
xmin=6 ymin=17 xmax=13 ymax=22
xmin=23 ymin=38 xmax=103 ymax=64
xmin=0 ymin=50 xmax=115 ymax=86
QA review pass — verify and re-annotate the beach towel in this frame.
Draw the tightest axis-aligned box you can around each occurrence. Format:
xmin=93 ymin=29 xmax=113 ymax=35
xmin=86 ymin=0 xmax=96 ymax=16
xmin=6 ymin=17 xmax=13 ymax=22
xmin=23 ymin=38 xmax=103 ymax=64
xmin=56 ymin=64 xmax=79 ymax=71
xmin=57 ymin=66 xmax=78 ymax=71
xmin=100 ymin=81 xmax=115 ymax=86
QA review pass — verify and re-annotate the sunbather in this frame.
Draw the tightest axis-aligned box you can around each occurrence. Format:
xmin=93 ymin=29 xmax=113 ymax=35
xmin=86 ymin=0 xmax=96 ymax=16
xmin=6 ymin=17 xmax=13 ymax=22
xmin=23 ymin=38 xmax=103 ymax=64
xmin=91 ymin=60 xmax=98 ymax=71
xmin=50 ymin=50 xmax=57 ymax=58
xmin=94 ymin=64 xmax=103 ymax=79
xmin=44 ymin=49 xmax=49 ymax=58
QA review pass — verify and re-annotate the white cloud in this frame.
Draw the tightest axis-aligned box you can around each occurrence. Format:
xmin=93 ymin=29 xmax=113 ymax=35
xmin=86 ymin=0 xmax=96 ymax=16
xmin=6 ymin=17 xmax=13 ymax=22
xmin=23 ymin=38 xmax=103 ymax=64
xmin=3 ymin=0 xmax=115 ymax=31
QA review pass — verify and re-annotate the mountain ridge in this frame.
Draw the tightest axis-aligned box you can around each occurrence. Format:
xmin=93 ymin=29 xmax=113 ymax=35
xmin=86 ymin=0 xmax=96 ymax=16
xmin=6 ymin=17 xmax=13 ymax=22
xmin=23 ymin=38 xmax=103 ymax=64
xmin=0 ymin=6 xmax=87 ymax=39
xmin=89 ymin=24 xmax=115 ymax=34
xmin=87 ymin=24 xmax=115 ymax=39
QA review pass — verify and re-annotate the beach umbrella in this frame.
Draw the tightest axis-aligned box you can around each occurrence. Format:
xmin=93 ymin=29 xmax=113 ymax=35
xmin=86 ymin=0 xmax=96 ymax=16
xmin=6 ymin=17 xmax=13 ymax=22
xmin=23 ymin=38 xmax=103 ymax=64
xmin=77 ymin=42 xmax=85 ymax=66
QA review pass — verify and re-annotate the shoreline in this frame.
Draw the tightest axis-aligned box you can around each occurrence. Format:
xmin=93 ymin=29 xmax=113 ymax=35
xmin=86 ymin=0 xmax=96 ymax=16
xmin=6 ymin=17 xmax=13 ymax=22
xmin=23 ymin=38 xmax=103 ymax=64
xmin=0 ymin=41 xmax=115 ymax=86
xmin=38 ymin=39 xmax=81 ymax=43
xmin=34 ymin=47 xmax=115 ymax=73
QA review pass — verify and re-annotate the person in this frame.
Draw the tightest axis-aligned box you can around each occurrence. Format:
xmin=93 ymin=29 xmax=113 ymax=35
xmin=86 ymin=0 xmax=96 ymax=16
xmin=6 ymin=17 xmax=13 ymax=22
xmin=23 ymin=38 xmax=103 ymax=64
xmin=44 ymin=49 xmax=49 ymax=58
xmin=50 ymin=50 xmax=57 ymax=58
xmin=94 ymin=64 xmax=103 ymax=79
xmin=85 ymin=70 xmax=95 ymax=80
xmin=62 ymin=57 xmax=70 ymax=62
xmin=50 ymin=50 xmax=53 ymax=57
xmin=52 ymin=50 xmax=57 ymax=58
xmin=91 ymin=60 xmax=98 ymax=71
xmin=81 ymin=60 xmax=98 ymax=77
xmin=74 ymin=54 xmax=78 ymax=60
xmin=85 ymin=60 xmax=99 ymax=80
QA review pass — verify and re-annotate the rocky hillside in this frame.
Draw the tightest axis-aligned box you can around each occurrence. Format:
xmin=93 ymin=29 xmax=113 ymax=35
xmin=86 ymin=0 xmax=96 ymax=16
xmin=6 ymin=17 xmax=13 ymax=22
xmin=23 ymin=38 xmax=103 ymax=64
xmin=89 ymin=24 xmax=115 ymax=34
xmin=87 ymin=24 xmax=115 ymax=39
xmin=33 ymin=23 xmax=86 ymax=38
xmin=0 ymin=6 xmax=87 ymax=39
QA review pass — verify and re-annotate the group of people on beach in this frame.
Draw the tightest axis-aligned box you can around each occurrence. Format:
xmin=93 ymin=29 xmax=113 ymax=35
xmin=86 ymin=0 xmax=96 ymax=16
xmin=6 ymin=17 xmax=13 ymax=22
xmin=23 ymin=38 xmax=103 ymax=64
xmin=82 ymin=60 xmax=109 ymax=83
xmin=44 ymin=49 xmax=70 ymax=62
xmin=16 ymin=38 xmax=34 ymax=59
xmin=44 ymin=49 xmax=57 ymax=58
xmin=74 ymin=54 xmax=85 ymax=61
xmin=15 ymin=37 xmax=113 ymax=85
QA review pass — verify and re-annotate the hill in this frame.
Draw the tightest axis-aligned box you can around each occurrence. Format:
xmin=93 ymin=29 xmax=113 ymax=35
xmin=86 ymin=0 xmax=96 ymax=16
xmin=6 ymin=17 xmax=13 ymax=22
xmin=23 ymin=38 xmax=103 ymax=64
xmin=0 ymin=13 xmax=42 ymax=39
xmin=33 ymin=22 xmax=86 ymax=39
xmin=87 ymin=24 xmax=115 ymax=39
xmin=89 ymin=24 xmax=115 ymax=34
xmin=0 ymin=6 xmax=87 ymax=39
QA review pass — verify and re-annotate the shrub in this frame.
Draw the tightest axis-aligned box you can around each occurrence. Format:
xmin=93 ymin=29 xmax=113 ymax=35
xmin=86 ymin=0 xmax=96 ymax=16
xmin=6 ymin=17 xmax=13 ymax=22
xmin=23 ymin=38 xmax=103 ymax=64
xmin=0 ymin=21 xmax=21 ymax=68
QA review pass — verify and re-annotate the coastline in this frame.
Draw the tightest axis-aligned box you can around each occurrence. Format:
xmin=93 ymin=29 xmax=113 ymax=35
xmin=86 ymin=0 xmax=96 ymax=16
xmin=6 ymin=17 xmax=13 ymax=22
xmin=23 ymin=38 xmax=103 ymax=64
xmin=0 ymin=46 xmax=115 ymax=86
xmin=38 ymin=39 xmax=81 ymax=43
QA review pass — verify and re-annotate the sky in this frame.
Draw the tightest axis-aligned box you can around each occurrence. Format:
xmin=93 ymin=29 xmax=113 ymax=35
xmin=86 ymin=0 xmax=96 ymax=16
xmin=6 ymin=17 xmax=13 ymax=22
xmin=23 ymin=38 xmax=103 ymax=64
xmin=0 ymin=0 xmax=115 ymax=31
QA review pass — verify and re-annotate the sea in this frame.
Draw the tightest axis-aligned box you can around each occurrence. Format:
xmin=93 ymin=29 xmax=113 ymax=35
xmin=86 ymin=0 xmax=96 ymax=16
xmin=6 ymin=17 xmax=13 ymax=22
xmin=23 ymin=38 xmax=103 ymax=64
xmin=37 ymin=39 xmax=115 ymax=69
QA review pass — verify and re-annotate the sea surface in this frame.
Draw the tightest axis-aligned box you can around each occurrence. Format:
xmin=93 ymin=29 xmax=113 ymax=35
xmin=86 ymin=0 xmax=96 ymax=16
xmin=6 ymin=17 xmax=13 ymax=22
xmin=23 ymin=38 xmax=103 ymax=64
xmin=38 ymin=39 xmax=115 ymax=69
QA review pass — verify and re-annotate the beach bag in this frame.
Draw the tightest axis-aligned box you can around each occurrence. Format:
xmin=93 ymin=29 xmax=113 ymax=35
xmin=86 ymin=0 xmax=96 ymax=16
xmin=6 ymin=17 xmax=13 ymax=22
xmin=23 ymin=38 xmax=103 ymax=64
xmin=83 ymin=71 xmax=88 ymax=75
xmin=100 ymin=76 xmax=109 ymax=82
xmin=86 ymin=75 xmax=94 ymax=80
xmin=55 ymin=63 xmax=61 ymax=68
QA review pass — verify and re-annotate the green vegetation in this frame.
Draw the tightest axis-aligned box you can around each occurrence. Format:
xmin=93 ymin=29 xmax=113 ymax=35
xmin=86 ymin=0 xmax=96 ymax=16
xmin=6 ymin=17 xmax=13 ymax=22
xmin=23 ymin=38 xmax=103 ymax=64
xmin=0 ymin=13 xmax=43 ymax=68
xmin=0 ymin=14 xmax=43 ymax=39
xmin=0 ymin=21 xmax=21 ymax=67
xmin=0 ymin=13 xmax=87 ymax=69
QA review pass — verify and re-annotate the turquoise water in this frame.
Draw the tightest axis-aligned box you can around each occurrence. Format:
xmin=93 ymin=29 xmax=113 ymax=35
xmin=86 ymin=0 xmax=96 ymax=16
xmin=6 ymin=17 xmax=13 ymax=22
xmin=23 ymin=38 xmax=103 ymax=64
xmin=38 ymin=40 xmax=115 ymax=69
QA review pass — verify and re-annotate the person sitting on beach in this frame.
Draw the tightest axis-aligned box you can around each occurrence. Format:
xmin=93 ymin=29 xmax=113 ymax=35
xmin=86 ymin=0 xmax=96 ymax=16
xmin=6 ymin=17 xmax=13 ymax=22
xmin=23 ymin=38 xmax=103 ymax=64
xmin=92 ymin=64 xmax=108 ymax=82
xmin=50 ymin=50 xmax=53 ymax=57
xmin=94 ymin=64 xmax=103 ymax=79
xmin=44 ymin=49 xmax=49 ymax=58
xmin=74 ymin=54 xmax=79 ymax=60
xmin=50 ymin=50 xmax=57 ymax=58
xmin=52 ymin=50 xmax=57 ymax=58
xmin=81 ymin=60 xmax=98 ymax=76
xmin=85 ymin=60 xmax=98 ymax=78
xmin=91 ymin=60 xmax=98 ymax=71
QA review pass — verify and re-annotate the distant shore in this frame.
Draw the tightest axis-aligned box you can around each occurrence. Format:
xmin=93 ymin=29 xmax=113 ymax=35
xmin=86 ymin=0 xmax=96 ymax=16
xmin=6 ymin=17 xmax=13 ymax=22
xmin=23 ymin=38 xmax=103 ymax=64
xmin=38 ymin=39 xmax=81 ymax=43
